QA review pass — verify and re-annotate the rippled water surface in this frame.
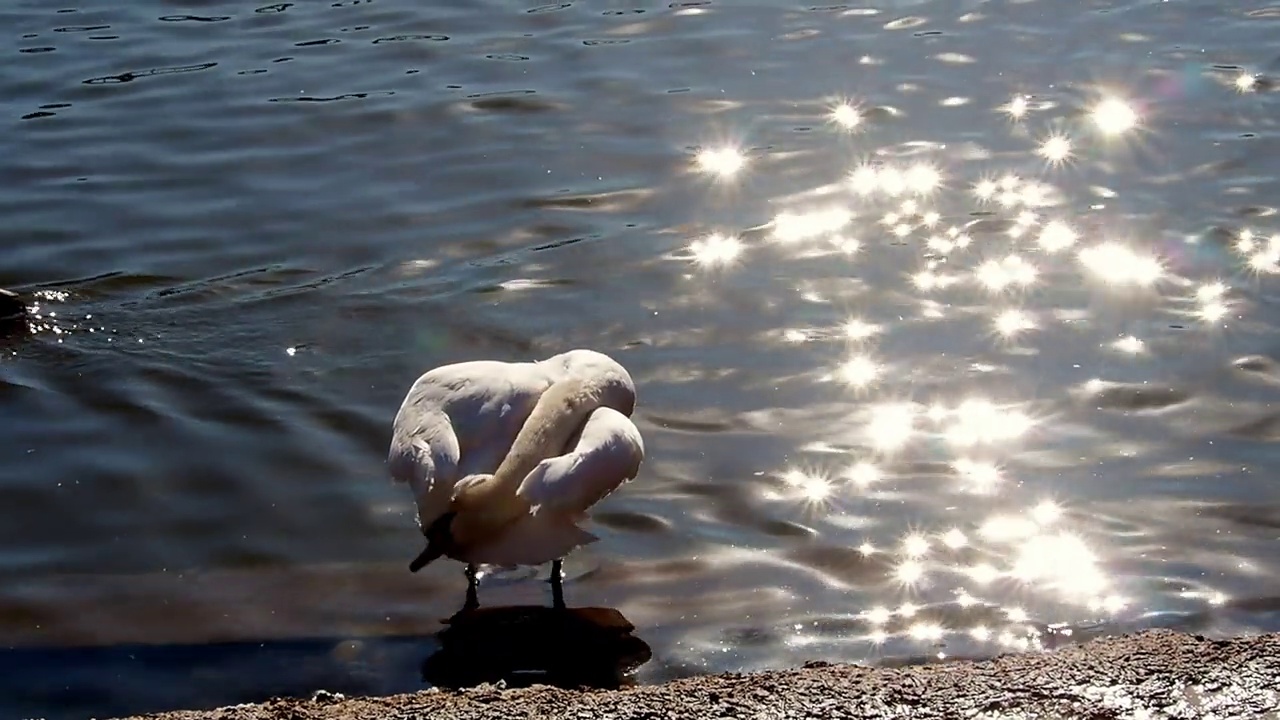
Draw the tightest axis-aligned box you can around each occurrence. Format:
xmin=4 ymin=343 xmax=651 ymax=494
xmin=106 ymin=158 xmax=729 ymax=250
xmin=4 ymin=0 xmax=1280 ymax=716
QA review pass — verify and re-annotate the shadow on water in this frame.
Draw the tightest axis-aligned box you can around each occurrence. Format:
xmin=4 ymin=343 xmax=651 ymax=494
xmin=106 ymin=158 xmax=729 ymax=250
xmin=0 ymin=596 xmax=650 ymax=720
xmin=0 ymin=633 xmax=427 ymax=720
xmin=423 ymin=604 xmax=652 ymax=690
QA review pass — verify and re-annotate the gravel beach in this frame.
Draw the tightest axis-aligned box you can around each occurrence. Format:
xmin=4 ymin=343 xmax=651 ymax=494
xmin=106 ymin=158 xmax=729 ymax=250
xmin=125 ymin=630 xmax=1280 ymax=720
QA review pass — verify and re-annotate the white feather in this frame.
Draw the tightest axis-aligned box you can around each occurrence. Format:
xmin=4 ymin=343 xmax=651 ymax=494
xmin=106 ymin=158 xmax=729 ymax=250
xmin=517 ymin=406 xmax=645 ymax=517
xmin=455 ymin=511 xmax=599 ymax=567
xmin=387 ymin=349 xmax=639 ymax=541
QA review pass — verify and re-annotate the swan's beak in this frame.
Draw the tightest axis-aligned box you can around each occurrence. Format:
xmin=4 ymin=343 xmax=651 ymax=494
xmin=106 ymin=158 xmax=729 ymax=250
xmin=410 ymin=511 xmax=457 ymax=572
xmin=409 ymin=542 xmax=444 ymax=572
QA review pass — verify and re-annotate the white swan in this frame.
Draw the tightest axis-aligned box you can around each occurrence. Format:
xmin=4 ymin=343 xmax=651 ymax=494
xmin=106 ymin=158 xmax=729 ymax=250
xmin=387 ymin=349 xmax=644 ymax=603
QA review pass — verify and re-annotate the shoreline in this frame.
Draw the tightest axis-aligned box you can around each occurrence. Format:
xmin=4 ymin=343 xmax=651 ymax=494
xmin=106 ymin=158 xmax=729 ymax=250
xmin=126 ymin=630 xmax=1280 ymax=719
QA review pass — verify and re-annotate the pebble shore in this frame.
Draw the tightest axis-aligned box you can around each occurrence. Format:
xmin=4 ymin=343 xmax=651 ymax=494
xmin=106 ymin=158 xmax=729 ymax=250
xmin=124 ymin=630 xmax=1280 ymax=720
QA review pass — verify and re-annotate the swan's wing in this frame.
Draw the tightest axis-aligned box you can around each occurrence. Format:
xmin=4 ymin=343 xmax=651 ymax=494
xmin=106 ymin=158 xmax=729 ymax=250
xmin=516 ymin=406 xmax=644 ymax=516
xmin=388 ymin=434 xmax=458 ymax=533
xmin=388 ymin=359 xmax=532 ymax=531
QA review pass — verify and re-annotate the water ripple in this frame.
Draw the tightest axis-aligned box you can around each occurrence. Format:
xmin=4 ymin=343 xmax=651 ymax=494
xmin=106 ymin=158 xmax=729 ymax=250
xmin=83 ymin=62 xmax=218 ymax=85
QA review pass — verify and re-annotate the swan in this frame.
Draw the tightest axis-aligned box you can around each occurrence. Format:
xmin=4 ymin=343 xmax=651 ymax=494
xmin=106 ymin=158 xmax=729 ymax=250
xmin=387 ymin=349 xmax=644 ymax=604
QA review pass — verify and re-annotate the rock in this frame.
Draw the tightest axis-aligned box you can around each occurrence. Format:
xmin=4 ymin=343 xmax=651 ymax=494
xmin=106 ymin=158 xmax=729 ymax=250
xmin=0 ymin=289 xmax=28 ymax=335
xmin=0 ymin=288 xmax=24 ymax=318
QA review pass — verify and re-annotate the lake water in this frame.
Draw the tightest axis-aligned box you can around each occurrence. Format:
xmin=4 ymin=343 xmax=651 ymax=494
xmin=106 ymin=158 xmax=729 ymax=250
xmin=4 ymin=0 xmax=1280 ymax=717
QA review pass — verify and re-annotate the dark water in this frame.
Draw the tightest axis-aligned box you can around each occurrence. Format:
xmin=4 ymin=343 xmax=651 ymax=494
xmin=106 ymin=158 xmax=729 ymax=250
xmin=4 ymin=0 xmax=1280 ymax=716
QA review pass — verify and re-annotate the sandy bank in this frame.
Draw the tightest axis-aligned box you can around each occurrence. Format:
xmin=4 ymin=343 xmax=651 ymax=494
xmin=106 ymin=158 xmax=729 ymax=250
xmin=127 ymin=630 xmax=1279 ymax=719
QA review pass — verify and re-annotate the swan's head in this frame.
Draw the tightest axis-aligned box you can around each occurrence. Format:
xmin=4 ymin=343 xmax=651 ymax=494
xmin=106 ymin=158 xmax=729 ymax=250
xmin=408 ymin=474 xmax=519 ymax=572
xmin=408 ymin=510 xmax=458 ymax=572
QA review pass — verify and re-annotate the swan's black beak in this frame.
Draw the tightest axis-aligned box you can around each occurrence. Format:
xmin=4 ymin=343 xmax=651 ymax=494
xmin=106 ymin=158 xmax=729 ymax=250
xmin=409 ymin=511 xmax=456 ymax=573
xmin=409 ymin=542 xmax=444 ymax=572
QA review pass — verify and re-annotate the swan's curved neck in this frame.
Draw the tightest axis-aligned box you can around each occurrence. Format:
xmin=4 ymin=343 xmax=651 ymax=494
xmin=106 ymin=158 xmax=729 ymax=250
xmin=503 ymin=376 xmax=603 ymax=482
xmin=453 ymin=375 xmax=609 ymax=524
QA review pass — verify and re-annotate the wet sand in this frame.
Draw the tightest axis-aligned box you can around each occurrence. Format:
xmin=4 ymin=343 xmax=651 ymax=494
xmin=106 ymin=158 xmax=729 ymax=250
xmin=125 ymin=630 xmax=1280 ymax=719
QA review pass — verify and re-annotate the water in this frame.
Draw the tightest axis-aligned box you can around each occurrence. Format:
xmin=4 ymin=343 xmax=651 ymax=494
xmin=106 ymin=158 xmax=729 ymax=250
xmin=3 ymin=0 xmax=1280 ymax=716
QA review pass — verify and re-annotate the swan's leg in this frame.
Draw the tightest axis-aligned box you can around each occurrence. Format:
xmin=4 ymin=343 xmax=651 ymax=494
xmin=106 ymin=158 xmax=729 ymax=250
xmin=463 ymin=563 xmax=479 ymax=611
xmin=549 ymin=559 xmax=565 ymax=610
xmin=463 ymin=579 xmax=479 ymax=612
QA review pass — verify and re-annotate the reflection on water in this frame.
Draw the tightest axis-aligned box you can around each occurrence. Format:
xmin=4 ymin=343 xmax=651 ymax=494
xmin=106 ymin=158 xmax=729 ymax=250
xmin=667 ymin=64 xmax=1280 ymax=661
xmin=4 ymin=0 xmax=1280 ymax=717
